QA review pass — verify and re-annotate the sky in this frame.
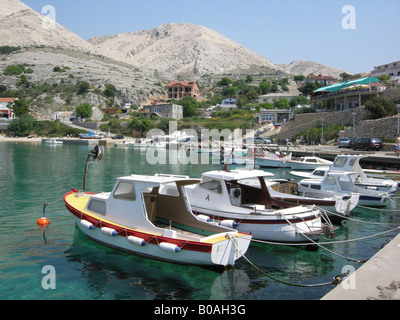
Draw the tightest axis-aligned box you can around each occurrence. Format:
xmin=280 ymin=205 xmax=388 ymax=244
xmin=21 ymin=0 xmax=400 ymax=74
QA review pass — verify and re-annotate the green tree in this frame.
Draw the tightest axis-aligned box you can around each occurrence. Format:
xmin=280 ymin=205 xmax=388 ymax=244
xmin=245 ymin=75 xmax=254 ymax=83
xmin=12 ymin=99 xmax=30 ymax=117
xmin=8 ymin=114 xmax=35 ymax=136
xmin=3 ymin=64 xmax=25 ymax=76
xmin=364 ymin=97 xmax=397 ymax=119
xmin=77 ymin=81 xmax=90 ymax=95
xmin=103 ymin=83 xmax=117 ymax=97
xmin=222 ymin=86 xmax=238 ymax=98
xmin=216 ymin=77 xmax=233 ymax=86
xmin=289 ymin=96 xmax=310 ymax=107
xmin=176 ymin=96 xmax=199 ymax=117
xmin=274 ymin=98 xmax=290 ymax=109
xmin=259 ymin=81 xmax=271 ymax=94
xmin=293 ymin=75 xmax=305 ymax=81
xmin=75 ymin=103 xmax=93 ymax=119
xmin=299 ymin=82 xmax=320 ymax=95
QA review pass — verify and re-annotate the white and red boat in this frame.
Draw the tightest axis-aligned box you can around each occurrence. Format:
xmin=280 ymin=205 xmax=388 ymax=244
xmin=184 ymin=169 xmax=336 ymax=243
xmin=63 ymin=146 xmax=251 ymax=268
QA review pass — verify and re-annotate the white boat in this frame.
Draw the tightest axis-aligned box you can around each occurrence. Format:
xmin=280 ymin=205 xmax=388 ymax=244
xmin=287 ymin=156 xmax=333 ymax=171
xmin=297 ymin=171 xmax=389 ymax=207
xmin=363 ymin=168 xmax=400 ymax=182
xmin=113 ymin=141 xmax=131 ymax=148
xmin=291 ymin=155 xmax=398 ymax=194
xmin=329 ymin=155 xmax=398 ymax=194
xmin=290 ymin=166 xmax=330 ymax=179
xmin=44 ymin=139 xmax=63 ymax=145
xmin=264 ymin=178 xmax=359 ymax=222
xmin=211 ymin=147 xmax=249 ymax=165
xmin=255 ymin=151 xmax=292 ymax=168
xmin=184 ymin=169 xmax=336 ymax=243
xmin=63 ymin=146 xmax=251 ymax=268
xmin=131 ymin=139 xmax=148 ymax=149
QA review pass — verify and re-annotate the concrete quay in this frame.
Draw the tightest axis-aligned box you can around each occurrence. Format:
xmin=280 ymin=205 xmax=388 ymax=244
xmin=282 ymin=145 xmax=400 ymax=170
xmin=321 ymin=232 xmax=400 ymax=300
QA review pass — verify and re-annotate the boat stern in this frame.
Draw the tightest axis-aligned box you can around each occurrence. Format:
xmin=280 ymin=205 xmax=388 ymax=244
xmin=205 ymin=232 xmax=252 ymax=267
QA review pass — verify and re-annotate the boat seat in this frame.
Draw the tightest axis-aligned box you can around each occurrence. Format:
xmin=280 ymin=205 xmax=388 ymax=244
xmin=242 ymin=203 xmax=265 ymax=211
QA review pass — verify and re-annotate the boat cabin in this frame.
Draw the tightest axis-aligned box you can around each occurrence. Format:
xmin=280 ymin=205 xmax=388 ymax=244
xmin=187 ymin=169 xmax=298 ymax=211
xmin=84 ymin=174 xmax=230 ymax=239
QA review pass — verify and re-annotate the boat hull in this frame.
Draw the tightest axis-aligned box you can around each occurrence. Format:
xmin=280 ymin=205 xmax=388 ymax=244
xmin=192 ymin=207 xmax=324 ymax=243
xmin=64 ymin=191 xmax=251 ymax=267
xmin=255 ymin=157 xmax=291 ymax=168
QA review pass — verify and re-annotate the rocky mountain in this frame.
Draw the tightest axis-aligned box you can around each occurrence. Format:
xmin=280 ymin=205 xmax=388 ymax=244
xmin=279 ymin=60 xmax=352 ymax=78
xmin=88 ymin=23 xmax=286 ymax=77
xmin=0 ymin=48 xmax=171 ymax=118
xmin=0 ymin=0 xmax=353 ymax=119
xmin=0 ymin=0 xmax=98 ymax=54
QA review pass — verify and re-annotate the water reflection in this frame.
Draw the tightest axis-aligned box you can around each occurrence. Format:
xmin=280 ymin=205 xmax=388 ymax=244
xmin=65 ymin=228 xmax=257 ymax=300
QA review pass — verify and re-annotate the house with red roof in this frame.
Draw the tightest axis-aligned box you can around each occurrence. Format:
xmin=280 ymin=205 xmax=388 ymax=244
xmin=166 ymin=81 xmax=200 ymax=100
xmin=0 ymin=98 xmax=18 ymax=119
xmin=306 ymin=74 xmax=336 ymax=86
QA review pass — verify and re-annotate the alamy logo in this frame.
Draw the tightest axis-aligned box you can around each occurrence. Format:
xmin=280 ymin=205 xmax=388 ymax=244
xmin=42 ymin=5 xmax=56 ymax=30
xmin=41 ymin=265 xmax=56 ymax=290
xmin=341 ymin=5 xmax=356 ymax=30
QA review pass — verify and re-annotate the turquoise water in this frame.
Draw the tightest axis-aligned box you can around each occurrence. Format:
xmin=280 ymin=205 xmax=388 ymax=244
xmin=0 ymin=142 xmax=399 ymax=300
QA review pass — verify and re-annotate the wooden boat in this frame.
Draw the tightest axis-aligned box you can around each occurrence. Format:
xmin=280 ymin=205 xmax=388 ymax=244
xmin=63 ymin=146 xmax=251 ymax=268
xmin=184 ymin=168 xmax=336 ymax=243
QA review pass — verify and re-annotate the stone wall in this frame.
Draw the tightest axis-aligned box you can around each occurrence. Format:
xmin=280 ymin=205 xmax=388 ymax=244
xmin=273 ymin=106 xmax=399 ymax=141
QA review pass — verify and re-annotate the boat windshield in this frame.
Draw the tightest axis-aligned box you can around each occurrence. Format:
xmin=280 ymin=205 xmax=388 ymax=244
xmin=333 ymin=157 xmax=347 ymax=168
xmin=238 ymin=177 xmax=261 ymax=189
xmin=113 ymin=181 xmax=136 ymax=201
xmin=199 ymin=179 xmax=222 ymax=194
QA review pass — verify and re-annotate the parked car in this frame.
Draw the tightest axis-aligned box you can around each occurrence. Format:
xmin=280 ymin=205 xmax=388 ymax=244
xmin=242 ymin=137 xmax=271 ymax=145
xmin=112 ymin=135 xmax=125 ymax=140
xmin=337 ymin=137 xmax=355 ymax=148
xmin=352 ymin=138 xmax=383 ymax=151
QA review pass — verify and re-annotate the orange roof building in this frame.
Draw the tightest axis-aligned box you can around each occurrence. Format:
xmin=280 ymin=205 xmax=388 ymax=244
xmin=166 ymin=81 xmax=200 ymax=100
xmin=0 ymin=98 xmax=18 ymax=119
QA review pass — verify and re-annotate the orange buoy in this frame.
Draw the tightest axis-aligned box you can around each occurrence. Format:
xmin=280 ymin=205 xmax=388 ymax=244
xmin=37 ymin=217 xmax=50 ymax=227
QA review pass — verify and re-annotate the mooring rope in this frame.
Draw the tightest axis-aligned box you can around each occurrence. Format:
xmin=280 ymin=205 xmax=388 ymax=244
xmin=315 ymin=205 xmax=400 ymax=226
xmin=227 ymin=234 xmax=347 ymax=287
xmin=278 ymin=211 xmax=369 ymax=263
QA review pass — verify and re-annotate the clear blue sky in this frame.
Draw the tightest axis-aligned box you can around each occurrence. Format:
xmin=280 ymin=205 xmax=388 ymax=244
xmin=21 ymin=0 xmax=400 ymax=74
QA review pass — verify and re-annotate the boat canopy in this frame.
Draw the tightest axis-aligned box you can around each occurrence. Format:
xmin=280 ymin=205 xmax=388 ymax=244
xmin=314 ymin=76 xmax=380 ymax=93
xmin=202 ymin=169 xmax=274 ymax=181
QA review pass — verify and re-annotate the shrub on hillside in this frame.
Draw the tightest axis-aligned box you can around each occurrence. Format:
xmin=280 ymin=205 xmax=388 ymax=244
xmin=364 ymin=97 xmax=397 ymax=119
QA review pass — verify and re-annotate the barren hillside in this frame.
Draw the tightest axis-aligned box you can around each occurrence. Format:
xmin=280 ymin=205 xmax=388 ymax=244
xmin=0 ymin=0 xmax=99 ymax=54
xmin=88 ymin=23 xmax=286 ymax=77
xmin=279 ymin=60 xmax=352 ymax=78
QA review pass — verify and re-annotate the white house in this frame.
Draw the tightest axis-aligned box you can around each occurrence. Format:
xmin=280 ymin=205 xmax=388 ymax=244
xmin=219 ymin=98 xmax=238 ymax=109
xmin=258 ymin=93 xmax=295 ymax=104
xmin=0 ymin=98 xmax=18 ymax=119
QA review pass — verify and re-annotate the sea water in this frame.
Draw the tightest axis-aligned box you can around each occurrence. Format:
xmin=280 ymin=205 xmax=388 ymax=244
xmin=0 ymin=142 xmax=399 ymax=300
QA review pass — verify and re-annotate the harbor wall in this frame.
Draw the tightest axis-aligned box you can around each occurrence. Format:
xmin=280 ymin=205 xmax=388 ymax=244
xmin=274 ymin=106 xmax=399 ymax=142
xmin=322 ymin=232 xmax=400 ymax=300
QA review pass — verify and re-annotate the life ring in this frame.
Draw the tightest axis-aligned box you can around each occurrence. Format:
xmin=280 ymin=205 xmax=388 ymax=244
xmin=233 ymin=189 xmax=241 ymax=198
xmin=287 ymin=142 xmax=292 ymax=148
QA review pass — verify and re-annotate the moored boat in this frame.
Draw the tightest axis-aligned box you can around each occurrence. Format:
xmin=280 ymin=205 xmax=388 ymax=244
xmin=184 ymin=169 xmax=336 ymax=243
xmin=297 ymin=171 xmax=389 ymax=207
xmin=63 ymin=146 xmax=251 ymax=268
xmin=264 ymin=178 xmax=359 ymax=223
xmin=287 ymin=156 xmax=333 ymax=171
